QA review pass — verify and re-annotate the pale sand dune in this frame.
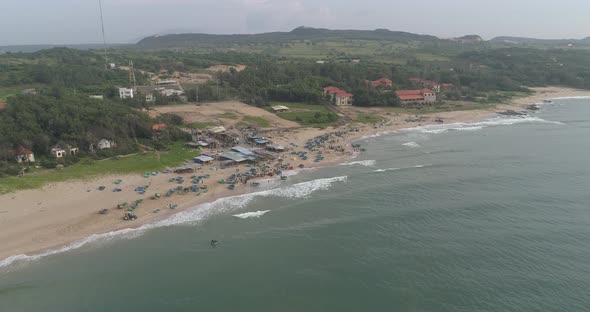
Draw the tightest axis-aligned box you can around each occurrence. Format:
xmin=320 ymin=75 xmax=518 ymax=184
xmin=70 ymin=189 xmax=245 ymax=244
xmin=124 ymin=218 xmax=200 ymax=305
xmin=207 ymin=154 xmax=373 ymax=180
xmin=0 ymin=87 xmax=588 ymax=261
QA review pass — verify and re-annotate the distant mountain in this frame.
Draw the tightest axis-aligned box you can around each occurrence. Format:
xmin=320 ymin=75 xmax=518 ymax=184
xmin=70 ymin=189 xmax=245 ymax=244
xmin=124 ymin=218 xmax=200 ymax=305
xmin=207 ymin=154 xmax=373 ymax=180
xmin=0 ymin=44 xmax=129 ymax=54
xmin=450 ymin=35 xmax=484 ymax=43
xmin=490 ymin=36 xmax=590 ymax=46
xmin=136 ymin=26 xmax=440 ymax=48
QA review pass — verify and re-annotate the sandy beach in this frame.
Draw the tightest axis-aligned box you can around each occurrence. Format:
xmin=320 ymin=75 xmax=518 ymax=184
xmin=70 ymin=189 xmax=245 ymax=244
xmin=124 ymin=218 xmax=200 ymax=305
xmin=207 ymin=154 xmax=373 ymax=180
xmin=1 ymin=86 xmax=588 ymax=262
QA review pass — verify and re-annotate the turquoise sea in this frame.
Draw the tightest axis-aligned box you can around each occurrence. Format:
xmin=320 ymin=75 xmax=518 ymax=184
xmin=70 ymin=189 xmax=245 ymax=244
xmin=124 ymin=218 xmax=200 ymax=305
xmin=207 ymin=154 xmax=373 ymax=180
xmin=2 ymin=98 xmax=590 ymax=311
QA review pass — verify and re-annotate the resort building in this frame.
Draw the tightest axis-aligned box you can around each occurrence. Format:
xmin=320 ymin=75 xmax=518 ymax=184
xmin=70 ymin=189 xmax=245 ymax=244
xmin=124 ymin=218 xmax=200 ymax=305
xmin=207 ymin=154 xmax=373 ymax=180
xmin=323 ymin=86 xmax=353 ymax=106
xmin=395 ymin=89 xmax=437 ymax=105
xmin=369 ymin=78 xmax=394 ymax=88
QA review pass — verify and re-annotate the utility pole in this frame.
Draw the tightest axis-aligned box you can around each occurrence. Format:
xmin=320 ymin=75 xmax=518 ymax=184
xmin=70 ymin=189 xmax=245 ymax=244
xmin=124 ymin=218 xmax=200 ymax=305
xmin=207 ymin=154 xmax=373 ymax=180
xmin=196 ymin=85 xmax=199 ymax=103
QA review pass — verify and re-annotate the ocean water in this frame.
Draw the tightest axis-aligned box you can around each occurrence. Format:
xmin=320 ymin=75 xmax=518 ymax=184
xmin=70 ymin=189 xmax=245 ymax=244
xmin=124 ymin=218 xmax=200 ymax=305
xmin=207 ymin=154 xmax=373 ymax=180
xmin=2 ymin=98 xmax=590 ymax=311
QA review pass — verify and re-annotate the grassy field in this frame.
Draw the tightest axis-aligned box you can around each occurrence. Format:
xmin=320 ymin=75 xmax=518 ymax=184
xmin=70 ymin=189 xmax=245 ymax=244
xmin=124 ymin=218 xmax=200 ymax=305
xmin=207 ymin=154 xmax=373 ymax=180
xmin=215 ymin=112 xmax=238 ymax=120
xmin=238 ymin=115 xmax=271 ymax=128
xmin=268 ymin=102 xmax=338 ymax=127
xmin=355 ymin=113 xmax=385 ymax=124
xmin=0 ymin=142 xmax=199 ymax=194
xmin=188 ymin=121 xmax=214 ymax=129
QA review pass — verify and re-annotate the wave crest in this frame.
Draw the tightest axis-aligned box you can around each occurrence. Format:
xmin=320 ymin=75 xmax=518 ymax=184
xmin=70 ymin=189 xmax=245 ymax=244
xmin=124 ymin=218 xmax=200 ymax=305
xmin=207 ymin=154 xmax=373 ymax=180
xmin=0 ymin=176 xmax=348 ymax=271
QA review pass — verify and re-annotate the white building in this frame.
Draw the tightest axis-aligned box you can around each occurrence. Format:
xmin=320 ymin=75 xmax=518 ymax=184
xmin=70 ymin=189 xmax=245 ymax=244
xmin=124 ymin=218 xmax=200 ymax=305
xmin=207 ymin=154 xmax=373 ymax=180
xmin=119 ymin=88 xmax=134 ymax=99
xmin=14 ymin=146 xmax=35 ymax=163
xmin=98 ymin=139 xmax=114 ymax=150
xmin=51 ymin=147 xmax=66 ymax=158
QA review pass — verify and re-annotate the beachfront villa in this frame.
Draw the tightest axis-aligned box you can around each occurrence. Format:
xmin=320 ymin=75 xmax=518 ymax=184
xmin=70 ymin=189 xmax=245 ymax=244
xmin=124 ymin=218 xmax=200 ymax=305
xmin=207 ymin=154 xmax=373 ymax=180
xmin=395 ymin=89 xmax=437 ymax=105
xmin=13 ymin=146 xmax=35 ymax=163
xmin=369 ymin=78 xmax=394 ymax=88
xmin=323 ymin=86 xmax=353 ymax=106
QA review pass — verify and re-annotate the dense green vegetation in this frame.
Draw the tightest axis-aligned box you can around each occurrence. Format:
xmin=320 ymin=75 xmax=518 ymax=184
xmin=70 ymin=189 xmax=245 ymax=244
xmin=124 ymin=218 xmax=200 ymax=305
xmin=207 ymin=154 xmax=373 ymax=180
xmin=0 ymin=142 xmax=199 ymax=193
xmin=2 ymin=26 xmax=590 ymax=182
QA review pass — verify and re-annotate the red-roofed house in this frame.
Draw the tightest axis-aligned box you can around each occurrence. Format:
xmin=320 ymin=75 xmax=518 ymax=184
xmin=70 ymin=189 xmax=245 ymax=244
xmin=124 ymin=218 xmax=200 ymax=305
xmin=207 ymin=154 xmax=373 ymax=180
xmin=152 ymin=123 xmax=168 ymax=131
xmin=323 ymin=86 xmax=353 ymax=106
xmin=409 ymin=78 xmax=441 ymax=92
xmin=370 ymin=78 xmax=393 ymax=88
xmin=0 ymin=102 xmax=6 ymax=110
xmin=395 ymin=89 xmax=436 ymax=104
xmin=13 ymin=146 xmax=35 ymax=163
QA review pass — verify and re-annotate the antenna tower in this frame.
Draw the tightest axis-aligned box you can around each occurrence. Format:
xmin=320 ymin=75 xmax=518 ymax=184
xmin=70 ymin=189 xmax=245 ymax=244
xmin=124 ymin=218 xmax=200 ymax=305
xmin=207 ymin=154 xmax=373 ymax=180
xmin=98 ymin=0 xmax=108 ymax=68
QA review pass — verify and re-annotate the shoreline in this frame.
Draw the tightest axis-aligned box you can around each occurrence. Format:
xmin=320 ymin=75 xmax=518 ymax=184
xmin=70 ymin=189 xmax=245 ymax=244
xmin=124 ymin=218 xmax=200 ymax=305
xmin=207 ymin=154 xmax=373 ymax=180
xmin=1 ymin=86 xmax=589 ymax=266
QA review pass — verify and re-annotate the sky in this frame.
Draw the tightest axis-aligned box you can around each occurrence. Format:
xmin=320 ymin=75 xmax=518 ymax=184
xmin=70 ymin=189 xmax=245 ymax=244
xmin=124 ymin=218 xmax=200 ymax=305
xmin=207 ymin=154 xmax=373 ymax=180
xmin=1 ymin=0 xmax=589 ymax=45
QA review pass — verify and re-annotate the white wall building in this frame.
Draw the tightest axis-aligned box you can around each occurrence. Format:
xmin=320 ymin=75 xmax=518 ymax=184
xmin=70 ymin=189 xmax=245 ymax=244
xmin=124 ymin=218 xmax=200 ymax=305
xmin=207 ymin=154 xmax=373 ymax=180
xmin=119 ymin=88 xmax=134 ymax=99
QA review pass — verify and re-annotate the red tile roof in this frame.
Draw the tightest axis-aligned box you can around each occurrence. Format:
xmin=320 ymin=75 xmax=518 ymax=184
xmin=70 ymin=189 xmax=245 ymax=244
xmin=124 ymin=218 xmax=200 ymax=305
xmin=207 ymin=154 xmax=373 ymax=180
xmin=323 ymin=86 xmax=341 ymax=93
xmin=14 ymin=146 xmax=33 ymax=156
xmin=395 ymin=89 xmax=434 ymax=100
xmin=398 ymin=95 xmax=425 ymax=101
xmin=324 ymin=86 xmax=352 ymax=97
xmin=371 ymin=78 xmax=393 ymax=87
xmin=0 ymin=102 xmax=6 ymax=110
xmin=152 ymin=123 xmax=168 ymax=131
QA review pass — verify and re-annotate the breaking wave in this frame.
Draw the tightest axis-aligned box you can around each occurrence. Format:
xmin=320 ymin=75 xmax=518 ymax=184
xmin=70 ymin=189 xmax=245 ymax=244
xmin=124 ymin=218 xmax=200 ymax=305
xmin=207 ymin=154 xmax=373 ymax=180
xmin=0 ymin=176 xmax=348 ymax=272
xmin=373 ymin=164 xmax=432 ymax=173
xmin=402 ymin=142 xmax=420 ymax=148
xmin=401 ymin=116 xmax=563 ymax=135
xmin=551 ymin=95 xmax=590 ymax=100
xmin=339 ymin=160 xmax=376 ymax=167
xmin=233 ymin=210 xmax=271 ymax=219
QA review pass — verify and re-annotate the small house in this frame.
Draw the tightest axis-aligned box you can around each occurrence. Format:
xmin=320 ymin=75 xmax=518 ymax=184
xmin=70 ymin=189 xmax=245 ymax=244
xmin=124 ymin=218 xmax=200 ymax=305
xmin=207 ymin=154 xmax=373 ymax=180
xmin=194 ymin=155 xmax=214 ymax=164
xmin=97 ymin=139 xmax=114 ymax=150
xmin=272 ymin=105 xmax=290 ymax=113
xmin=0 ymin=102 xmax=6 ymax=110
xmin=152 ymin=123 xmax=168 ymax=131
xmin=51 ymin=147 xmax=66 ymax=158
xmin=13 ymin=146 xmax=35 ymax=163
xmin=323 ymin=86 xmax=353 ymax=106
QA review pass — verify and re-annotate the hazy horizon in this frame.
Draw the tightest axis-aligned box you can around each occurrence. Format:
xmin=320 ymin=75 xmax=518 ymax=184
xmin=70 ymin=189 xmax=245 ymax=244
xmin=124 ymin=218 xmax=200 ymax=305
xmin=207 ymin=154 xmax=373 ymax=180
xmin=1 ymin=0 xmax=589 ymax=45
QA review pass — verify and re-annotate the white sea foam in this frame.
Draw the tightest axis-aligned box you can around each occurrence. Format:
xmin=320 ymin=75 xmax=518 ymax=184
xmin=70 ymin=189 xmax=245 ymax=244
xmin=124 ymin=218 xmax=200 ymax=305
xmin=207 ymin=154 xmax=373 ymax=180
xmin=0 ymin=175 xmax=348 ymax=271
xmin=359 ymin=130 xmax=397 ymax=140
xmin=339 ymin=160 xmax=376 ymax=167
xmin=402 ymin=142 xmax=420 ymax=148
xmin=550 ymin=95 xmax=590 ymax=100
xmin=372 ymin=164 xmax=431 ymax=173
xmin=401 ymin=116 xmax=563 ymax=135
xmin=233 ymin=210 xmax=271 ymax=219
